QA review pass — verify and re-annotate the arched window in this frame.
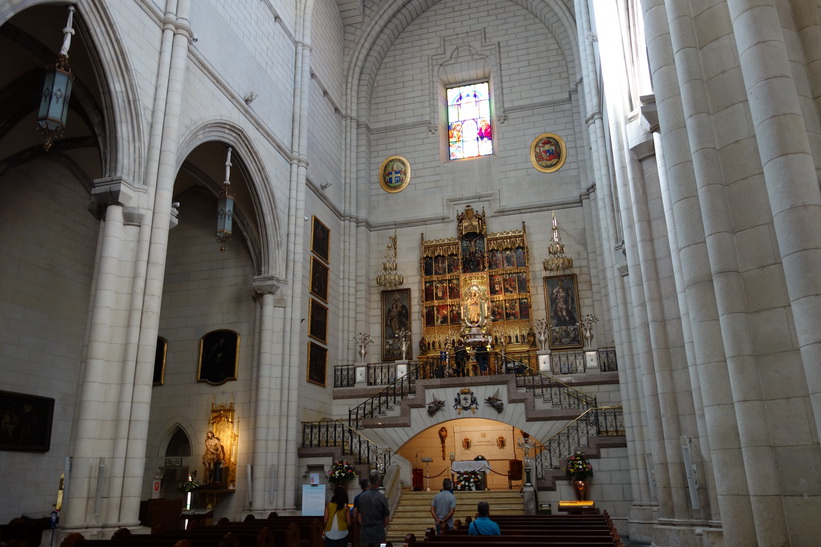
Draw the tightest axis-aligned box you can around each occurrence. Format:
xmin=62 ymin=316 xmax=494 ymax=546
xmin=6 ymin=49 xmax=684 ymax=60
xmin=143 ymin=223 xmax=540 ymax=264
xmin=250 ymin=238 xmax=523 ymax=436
xmin=446 ymin=82 xmax=492 ymax=160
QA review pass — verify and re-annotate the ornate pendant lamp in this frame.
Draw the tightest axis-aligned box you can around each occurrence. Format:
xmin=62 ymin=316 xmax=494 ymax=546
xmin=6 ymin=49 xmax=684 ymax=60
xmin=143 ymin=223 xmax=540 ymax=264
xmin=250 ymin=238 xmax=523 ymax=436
xmin=543 ymin=211 xmax=573 ymax=272
xmin=376 ymin=231 xmax=404 ymax=288
xmin=38 ymin=6 xmax=76 ymax=151
xmin=216 ymin=147 xmax=234 ymax=252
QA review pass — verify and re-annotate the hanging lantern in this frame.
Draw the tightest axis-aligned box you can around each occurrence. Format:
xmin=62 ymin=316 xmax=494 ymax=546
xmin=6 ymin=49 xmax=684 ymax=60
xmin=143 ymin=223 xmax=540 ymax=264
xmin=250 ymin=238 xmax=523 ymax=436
xmin=38 ymin=7 xmax=76 ymax=151
xmin=216 ymin=147 xmax=234 ymax=251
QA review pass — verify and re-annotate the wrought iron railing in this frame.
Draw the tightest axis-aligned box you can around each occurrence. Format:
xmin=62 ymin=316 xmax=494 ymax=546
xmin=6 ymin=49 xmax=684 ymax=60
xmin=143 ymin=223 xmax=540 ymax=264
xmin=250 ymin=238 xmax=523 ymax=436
xmin=301 ymin=418 xmax=393 ymax=470
xmin=334 ymin=347 xmax=618 ymax=387
xmin=348 ymin=357 xmax=596 ymax=429
xmin=598 ymin=347 xmax=618 ymax=371
xmin=516 ymin=368 xmax=597 ymax=410
xmin=531 ymin=406 xmax=624 ymax=480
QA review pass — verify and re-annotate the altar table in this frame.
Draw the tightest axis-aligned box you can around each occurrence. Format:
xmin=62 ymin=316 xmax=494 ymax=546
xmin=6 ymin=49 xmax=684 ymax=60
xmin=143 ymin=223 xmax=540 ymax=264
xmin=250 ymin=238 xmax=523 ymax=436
xmin=451 ymin=460 xmax=492 ymax=490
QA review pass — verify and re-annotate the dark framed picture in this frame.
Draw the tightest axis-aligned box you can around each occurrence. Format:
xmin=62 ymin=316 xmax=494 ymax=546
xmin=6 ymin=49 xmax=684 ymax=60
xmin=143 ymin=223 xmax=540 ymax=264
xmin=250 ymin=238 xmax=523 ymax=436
xmin=544 ymin=274 xmax=582 ymax=349
xmin=381 ymin=288 xmax=411 ymax=361
xmin=307 ymin=341 xmax=327 ymax=386
xmin=153 ymin=337 xmax=167 ymax=386
xmin=310 ymin=256 xmax=329 ymax=302
xmin=308 ymin=298 xmax=328 ymax=344
xmin=198 ymin=329 xmax=240 ymax=385
xmin=0 ymin=390 xmax=55 ymax=452
xmin=311 ymin=216 xmax=330 ymax=264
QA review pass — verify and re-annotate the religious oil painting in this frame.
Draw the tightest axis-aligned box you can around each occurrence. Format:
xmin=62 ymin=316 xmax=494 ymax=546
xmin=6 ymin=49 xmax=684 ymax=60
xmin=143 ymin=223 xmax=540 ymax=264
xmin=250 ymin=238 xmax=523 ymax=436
xmin=310 ymin=256 xmax=329 ymax=302
xmin=0 ymin=390 xmax=54 ymax=452
xmin=308 ymin=298 xmax=328 ymax=344
xmin=311 ymin=216 xmax=330 ymax=263
xmin=530 ymin=133 xmax=566 ymax=173
xmin=153 ymin=337 xmax=167 ymax=386
xmin=382 ymin=288 xmax=412 ymax=361
xmin=378 ymin=155 xmax=411 ymax=193
xmin=544 ymin=274 xmax=582 ymax=349
xmin=198 ymin=329 xmax=240 ymax=385
xmin=307 ymin=341 xmax=327 ymax=386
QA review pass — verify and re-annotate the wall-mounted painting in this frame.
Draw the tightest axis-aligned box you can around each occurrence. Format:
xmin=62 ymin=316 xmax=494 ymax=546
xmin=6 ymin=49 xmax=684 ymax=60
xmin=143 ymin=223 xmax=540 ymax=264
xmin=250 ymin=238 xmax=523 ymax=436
xmin=153 ymin=337 xmax=167 ymax=386
xmin=310 ymin=256 xmax=329 ymax=302
xmin=0 ymin=390 xmax=54 ymax=452
xmin=530 ymin=133 xmax=566 ymax=173
xmin=378 ymin=155 xmax=411 ymax=193
xmin=311 ymin=216 xmax=330 ymax=264
xmin=198 ymin=329 xmax=240 ymax=385
xmin=544 ymin=274 xmax=582 ymax=349
xmin=307 ymin=341 xmax=327 ymax=386
xmin=309 ymin=298 xmax=328 ymax=344
xmin=381 ymin=288 xmax=411 ymax=361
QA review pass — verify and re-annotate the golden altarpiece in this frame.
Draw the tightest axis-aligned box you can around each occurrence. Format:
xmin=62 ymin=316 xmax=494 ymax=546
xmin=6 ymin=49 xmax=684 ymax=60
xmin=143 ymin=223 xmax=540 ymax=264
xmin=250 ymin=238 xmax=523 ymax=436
xmin=419 ymin=206 xmax=533 ymax=355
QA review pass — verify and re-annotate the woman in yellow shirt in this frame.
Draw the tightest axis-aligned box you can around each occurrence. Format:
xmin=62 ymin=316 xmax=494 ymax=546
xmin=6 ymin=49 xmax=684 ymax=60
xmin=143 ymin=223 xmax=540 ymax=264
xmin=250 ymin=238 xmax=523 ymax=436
xmin=323 ymin=486 xmax=352 ymax=546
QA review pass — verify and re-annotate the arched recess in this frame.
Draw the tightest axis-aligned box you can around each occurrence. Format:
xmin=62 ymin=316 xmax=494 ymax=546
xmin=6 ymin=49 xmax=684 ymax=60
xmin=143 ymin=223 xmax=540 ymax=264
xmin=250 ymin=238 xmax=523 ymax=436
xmin=395 ymin=417 xmax=534 ymax=491
xmin=176 ymin=121 xmax=283 ymax=278
xmin=0 ymin=1 xmax=145 ymax=185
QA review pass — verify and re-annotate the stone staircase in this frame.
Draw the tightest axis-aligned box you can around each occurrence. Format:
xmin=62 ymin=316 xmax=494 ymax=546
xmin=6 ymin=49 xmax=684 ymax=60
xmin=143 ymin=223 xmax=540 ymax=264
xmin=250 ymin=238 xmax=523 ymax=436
xmin=386 ymin=488 xmax=525 ymax=544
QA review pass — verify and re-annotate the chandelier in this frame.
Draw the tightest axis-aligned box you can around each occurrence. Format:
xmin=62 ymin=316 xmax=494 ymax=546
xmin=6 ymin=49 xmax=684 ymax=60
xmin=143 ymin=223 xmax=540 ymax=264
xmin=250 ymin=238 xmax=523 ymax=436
xmin=38 ymin=7 xmax=76 ymax=151
xmin=376 ymin=231 xmax=404 ymax=288
xmin=544 ymin=212 xmax=573 ymax=272
xmin=216 ymin=147 xmax=234 ymax=251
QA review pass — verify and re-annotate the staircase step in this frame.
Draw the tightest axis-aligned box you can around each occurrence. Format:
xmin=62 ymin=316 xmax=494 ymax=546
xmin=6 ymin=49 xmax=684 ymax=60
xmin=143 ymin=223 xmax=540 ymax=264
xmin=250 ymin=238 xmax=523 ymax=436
xmin=387 ymin=490 xmax=525 ymax=544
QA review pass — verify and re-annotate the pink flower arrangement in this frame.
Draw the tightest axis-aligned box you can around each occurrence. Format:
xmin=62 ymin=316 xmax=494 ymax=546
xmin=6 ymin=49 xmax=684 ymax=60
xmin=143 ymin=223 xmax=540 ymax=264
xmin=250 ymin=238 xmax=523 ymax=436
xmin=565 ymin=452 xmax=593 ymax=480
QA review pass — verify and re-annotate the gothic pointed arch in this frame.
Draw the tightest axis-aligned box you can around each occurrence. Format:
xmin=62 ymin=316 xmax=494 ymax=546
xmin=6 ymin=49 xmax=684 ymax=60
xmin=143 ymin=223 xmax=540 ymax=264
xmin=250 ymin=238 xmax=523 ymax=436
xmin=176 ymin=121 xmax=283 ymax=278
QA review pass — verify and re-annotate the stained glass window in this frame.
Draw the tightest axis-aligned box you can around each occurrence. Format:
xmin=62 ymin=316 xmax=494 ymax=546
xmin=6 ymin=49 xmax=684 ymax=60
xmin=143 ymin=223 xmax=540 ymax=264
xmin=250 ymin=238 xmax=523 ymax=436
xmin=447 ymin=82 xmax=492 ymax=160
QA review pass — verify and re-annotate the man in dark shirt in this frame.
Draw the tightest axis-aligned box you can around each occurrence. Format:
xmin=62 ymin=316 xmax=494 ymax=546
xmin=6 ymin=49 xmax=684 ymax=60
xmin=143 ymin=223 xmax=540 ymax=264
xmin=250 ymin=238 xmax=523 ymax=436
xmin=357 ymin=470 xmax=391 ymax=546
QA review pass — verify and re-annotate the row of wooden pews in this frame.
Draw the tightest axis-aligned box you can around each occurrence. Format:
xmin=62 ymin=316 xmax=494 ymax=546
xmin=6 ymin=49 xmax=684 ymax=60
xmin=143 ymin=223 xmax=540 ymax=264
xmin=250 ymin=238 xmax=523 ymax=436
xmin=60 ymin=513 xmax=327 ymax=547
xmin=404 ymin=512 xmax=623 ymax=546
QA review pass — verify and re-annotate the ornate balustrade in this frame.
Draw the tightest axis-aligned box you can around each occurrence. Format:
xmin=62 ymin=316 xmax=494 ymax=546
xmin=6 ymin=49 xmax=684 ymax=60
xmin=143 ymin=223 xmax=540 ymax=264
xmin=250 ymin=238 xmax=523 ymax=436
xmin=301 ymin=418 xmax=392 ymax=470
xmin=530 ymin=406 xmax=625 ymax=480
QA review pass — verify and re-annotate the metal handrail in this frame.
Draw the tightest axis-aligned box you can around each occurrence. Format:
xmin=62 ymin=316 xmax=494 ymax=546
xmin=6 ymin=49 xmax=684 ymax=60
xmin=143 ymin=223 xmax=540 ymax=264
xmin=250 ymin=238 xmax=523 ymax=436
xmin=301 ymin=418 xmax=393 ymax=470
xmin=531 ymin=406 xmax=625 ymax=480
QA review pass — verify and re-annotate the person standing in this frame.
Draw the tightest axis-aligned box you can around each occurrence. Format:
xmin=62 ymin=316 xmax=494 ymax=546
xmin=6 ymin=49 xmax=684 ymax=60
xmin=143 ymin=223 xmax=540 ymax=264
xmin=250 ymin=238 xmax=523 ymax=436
xmin=357 ymin=470 xmax=390 ymax=547
xmin=468 ymin=501 xmax=501 ymax=536
xmin=323 ymin=486 xmax=352 ymax=547
xmin=430 ymin=478 xmax=456 ymax=534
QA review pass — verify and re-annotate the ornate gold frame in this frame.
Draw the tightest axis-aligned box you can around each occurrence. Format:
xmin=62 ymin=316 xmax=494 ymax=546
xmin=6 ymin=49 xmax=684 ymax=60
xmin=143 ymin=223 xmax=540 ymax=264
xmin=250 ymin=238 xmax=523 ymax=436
xmin=530 ymin=133 xmax=567 ymax=173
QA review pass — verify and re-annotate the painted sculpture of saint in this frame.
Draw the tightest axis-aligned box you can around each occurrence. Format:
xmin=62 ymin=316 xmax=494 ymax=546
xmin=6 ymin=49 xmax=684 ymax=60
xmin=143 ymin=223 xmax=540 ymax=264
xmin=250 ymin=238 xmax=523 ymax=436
xmin=462 ymin=284 xmax=489 ymax=329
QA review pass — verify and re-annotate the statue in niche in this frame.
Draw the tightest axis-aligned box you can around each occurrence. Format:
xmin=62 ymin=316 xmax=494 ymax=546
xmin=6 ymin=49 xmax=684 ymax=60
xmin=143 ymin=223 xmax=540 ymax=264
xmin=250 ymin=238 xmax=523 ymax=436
xmin=462 ymin=285 xmax=488 ymax=328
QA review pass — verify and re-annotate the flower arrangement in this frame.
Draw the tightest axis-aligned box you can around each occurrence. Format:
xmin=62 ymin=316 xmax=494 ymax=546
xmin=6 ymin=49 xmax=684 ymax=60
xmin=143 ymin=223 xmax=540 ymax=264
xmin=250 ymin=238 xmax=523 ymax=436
xmin=327 ymin=460 xmax=357 ymax=483
xmin=178 ymin=478 xmax=200 ymax=492
xmin=565 ymin=452 xmax=593 ymax=480
xmin=455 ymin=470 xmax=482 ymax=491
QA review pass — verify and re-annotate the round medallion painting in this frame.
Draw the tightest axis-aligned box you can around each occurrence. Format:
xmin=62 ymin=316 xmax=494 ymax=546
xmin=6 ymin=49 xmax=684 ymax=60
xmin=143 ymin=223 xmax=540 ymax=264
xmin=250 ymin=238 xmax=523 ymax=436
xmin=378 ymin=155 xmax=411 ymax=193
xmin=530 ymin=133 xmax=566 ymax=173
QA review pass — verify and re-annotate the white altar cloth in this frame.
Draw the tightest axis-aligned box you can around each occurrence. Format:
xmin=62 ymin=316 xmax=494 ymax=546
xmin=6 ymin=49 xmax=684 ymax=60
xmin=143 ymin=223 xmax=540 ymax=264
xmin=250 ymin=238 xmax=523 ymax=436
xmin=451 ymin=460 xmax=492 ymax=473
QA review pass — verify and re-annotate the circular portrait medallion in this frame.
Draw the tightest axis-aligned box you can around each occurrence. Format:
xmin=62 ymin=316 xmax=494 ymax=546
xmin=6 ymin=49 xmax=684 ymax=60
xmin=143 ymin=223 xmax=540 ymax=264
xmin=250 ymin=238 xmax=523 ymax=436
xmin=378 ymin=155 xmax=411 ymax=193
xmin=530 ymin=133 xmax=566 ymax=173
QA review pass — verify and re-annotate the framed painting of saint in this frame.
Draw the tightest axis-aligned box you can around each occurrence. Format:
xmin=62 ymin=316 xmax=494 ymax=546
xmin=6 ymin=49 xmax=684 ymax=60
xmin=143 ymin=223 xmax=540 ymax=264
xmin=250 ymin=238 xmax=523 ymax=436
xmin=310 ymin=256 xmax=329 ymax=302
xmin=544 ymin=274 xmax=582 ymax=349
xmin=153 ymin=337 xmax=167 ymax=386
xmin=311 ymin=216 xmax=330 ymax=264
xmin=309 ymin=298 xmax=328 ymax=344
xmin=382 ymin=288 xmax=411 ymax=361
xmin=0 ymin=390 xmax=54 ymax=452
xmin=307 ymin=341 xmax=327 ymax=386
xmin=198 ymin=329 xmax=240 ymax=385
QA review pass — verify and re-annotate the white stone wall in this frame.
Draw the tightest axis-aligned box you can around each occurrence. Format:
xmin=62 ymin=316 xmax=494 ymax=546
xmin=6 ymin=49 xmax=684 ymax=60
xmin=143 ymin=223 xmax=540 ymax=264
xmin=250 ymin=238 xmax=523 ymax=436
xmin=0 ymin=161 xmax=98 ymax=521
